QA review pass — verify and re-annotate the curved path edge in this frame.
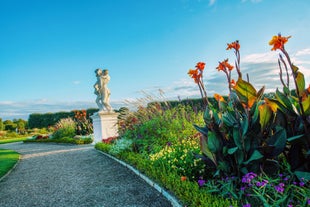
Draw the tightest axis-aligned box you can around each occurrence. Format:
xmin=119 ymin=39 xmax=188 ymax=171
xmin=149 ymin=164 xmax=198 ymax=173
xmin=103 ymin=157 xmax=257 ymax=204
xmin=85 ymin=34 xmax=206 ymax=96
xmin=0 ymin=150 xmax=21 ymax=183
xmin=96 ymin=150 xmax=182 ymax=207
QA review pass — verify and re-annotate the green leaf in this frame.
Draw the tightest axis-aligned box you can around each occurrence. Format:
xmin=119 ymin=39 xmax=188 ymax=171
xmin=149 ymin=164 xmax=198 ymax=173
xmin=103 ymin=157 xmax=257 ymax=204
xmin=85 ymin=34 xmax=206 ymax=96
xmin=222 ymin=111 xmax=237 ymax=127
xmin=292 ymin=64 xmax=299 ymax=73
xmin=243 ymin=150 xmax=263 ymax=165
xmin=228 ymin=147 xmax=238 ymax=155
xmin=208 ymin=131 xmax=221 ymax=153
xmin=275 ymin=89 xmax=294 ymax=112
xmin=283 ymin=85 xmax=290 ymax=96
xmin=236 ymin=149 xmax=244 ymax=165
xmin=194 ymin=124 xmax=208 ymax=136
xmin=256 ymin=86 xmax=265 ymax=101
xmin=234 ymin=78 xmax=257 ymax=108
xmin=266 ymin=126 xmax=287 ymax=157
xmin=258 ymin=103 xmax=273 ymax=131
xmin=302 ymin=95 xmax=310 ymax=116
xmin=233 ymin=128 xmax=242 ymax=149
xmin=294 ymin=171 xmax=310 ymax=182
xmin=296 ymin=72 xmax=305 ymax=96
xmin=287 ymin=134 xmax=304 ymax=143
xmin=199 ymin=132 xmax=216 ymax=164
xmin=241 ymin=117 xmax=249 ymax=137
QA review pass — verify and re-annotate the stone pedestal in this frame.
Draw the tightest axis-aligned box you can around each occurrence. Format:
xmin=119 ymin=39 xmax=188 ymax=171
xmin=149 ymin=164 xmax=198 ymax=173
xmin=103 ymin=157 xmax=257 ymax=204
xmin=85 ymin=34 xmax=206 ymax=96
xmin=91 ymin=111 xmax=119 ymax=143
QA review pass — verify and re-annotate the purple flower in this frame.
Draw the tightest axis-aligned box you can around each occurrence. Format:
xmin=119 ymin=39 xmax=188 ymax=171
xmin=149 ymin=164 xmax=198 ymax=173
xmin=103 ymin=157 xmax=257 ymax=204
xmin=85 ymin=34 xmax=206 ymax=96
xmin=299 ymin=182 xmax=305 ymax=187
xmin=275 ymin=183 xmax=285 ymax=193
xmin=167 ymin=142 xmax=172 ymax=147
xmin=243 ymin=204 xmax=251 ymax=207
xmin=197 ymin=179 xmax=206 ymax=187
xmin=242 ymin=172 xmax=257 ymax=183
xmin=241 ymin=186 xmax=246 ymax=191
xmin=307 ymin=198 xmax=310 ymax=205
xmin=287 ymin=204 xmax=293 ymax=207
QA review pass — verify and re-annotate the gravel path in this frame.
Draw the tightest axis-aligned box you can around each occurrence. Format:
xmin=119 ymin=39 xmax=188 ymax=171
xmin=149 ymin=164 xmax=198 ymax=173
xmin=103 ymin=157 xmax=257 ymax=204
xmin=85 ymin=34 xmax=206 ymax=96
xmin=0 ymin=142 xmax=171 ymax=207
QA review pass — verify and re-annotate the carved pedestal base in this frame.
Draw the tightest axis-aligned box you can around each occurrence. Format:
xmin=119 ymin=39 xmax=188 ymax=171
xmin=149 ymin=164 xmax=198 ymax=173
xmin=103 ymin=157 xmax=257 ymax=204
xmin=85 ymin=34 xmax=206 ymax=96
xmin=91 ymin=111 xmax=119 ymax=144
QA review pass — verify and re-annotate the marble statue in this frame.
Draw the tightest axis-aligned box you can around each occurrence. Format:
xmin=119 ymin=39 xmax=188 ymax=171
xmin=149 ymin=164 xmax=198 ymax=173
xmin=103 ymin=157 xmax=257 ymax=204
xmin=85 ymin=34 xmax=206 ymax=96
xmin=94 ymin=68 xmax=112 ymax=112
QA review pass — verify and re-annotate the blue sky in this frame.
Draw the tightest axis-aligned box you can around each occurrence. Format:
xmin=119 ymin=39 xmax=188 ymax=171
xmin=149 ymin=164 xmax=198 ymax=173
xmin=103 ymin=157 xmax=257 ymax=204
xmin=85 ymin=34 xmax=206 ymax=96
xmin=1 ymin=0 xmax=310 ymax=120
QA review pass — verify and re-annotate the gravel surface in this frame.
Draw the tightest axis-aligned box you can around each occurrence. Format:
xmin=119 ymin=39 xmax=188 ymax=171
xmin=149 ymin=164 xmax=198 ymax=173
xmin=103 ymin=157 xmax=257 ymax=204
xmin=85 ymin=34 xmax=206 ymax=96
xmin=0 ymin=142 xmax=172 ymax=207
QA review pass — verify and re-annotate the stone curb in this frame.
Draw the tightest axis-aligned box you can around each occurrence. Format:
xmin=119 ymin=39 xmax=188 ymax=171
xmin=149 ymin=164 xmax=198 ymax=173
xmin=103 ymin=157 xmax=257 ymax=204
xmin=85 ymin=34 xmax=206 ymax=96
xmin=96 ymin=150 xmax=183 ymax=207
xmin=0 ymin=153 xmax=21 ymax=183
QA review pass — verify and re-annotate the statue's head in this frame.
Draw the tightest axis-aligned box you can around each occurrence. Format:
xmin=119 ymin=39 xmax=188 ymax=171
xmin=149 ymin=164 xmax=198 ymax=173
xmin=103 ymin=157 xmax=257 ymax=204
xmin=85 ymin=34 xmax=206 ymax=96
xmin=103 ymin=69 xmax=109 ymax=75
xmin=95 ymin=68 xmax=102 ymax=75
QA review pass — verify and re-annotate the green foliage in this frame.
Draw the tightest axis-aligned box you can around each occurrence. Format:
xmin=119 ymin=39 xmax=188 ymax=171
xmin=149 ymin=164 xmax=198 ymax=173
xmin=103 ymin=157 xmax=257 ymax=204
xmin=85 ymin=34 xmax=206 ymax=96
xmin=27 ymin=108 xmax=98 ymax=129
xmin=109 ymin=138 xmax=133 ymax=155
xmin=24 ymin=136 xmax=93 ymax=144
xmin=95 ymin=142 xmax=112 ymax=153
xmin=0 ymin=118 xmax=4 ymax=131
xmin=149 ymin=136 xmax=210 ymax=180
xmin=119 ymin=104 xmax=204 ymax=154
xmin=0 ymin=149 xmax=20 ymax=178
xmin=52 ymin=118 xmax=76 ymax=139
xmin=73 ymin=110 xmax=93 ymax=135
xmin=3 ymin=120 xmax=17 ymax=131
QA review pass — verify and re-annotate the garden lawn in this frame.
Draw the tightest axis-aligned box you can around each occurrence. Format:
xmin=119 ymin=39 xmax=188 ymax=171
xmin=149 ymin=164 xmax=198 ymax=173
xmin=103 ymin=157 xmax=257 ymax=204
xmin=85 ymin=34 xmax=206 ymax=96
xmin=0 ymin=149 xmax=20 ymax=178
xmin=0 ymin=137 xmax=29 ymax=144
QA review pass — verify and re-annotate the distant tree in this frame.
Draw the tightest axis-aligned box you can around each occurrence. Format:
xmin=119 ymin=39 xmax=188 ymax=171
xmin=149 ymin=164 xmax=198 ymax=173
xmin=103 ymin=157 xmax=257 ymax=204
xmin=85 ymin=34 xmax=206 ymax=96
xmin=3 ymin=120 xmax=17 ymax=131
xmin=14 ymin=119 xmax=27 ymax=133
xmin=0 ymin=118 xmax=4 ymax=131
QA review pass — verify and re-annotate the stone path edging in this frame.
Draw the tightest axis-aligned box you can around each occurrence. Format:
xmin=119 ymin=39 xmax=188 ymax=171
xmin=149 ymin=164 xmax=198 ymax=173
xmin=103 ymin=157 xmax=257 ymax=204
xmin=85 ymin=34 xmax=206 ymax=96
xmin=96 ymin=150 xmax=183 ymax=207
xmin=0 ymin=153 xmax=21 ymax=183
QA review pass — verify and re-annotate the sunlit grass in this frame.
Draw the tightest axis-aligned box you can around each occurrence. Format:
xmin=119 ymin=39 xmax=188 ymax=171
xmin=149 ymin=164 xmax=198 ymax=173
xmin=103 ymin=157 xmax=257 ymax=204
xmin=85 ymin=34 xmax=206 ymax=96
xmin=0 ymin=137 xmax=29 ymax=144
xmin=0 ymin=149 xmax=20 ymax=178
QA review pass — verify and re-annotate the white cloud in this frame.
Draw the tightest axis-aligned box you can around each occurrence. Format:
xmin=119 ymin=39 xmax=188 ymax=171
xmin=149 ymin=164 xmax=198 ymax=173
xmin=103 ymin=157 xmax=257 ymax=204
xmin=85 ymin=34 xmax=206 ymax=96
xmin=209 ymin=0 xmax=216 ymax=6
xmin=295 ymin=48 xmax=310 ymax=57
xmin=73 ymin=81 xmax=81 ymax=85
xmin=0 ymin=100 xmax=124 ymax=120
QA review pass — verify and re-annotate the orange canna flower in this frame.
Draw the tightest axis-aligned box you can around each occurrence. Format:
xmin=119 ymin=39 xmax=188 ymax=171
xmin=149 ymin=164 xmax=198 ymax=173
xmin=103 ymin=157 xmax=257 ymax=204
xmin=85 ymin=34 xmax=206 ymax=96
xmin=307 ymin=84 xmax=310 ymax=93
xmin=181 ymin=176 xmax=187 ymax=181
xmin=196 ymin=62 xmax=206 ymax=71
xmin=231 ymin=79 xmax=236 ymax=88
xmin=188 ymin=69 xmax=201 ymax=83
xmin=227 ymin=40 xmax=240 ymax=51
xmin=269 ymin=34 xmax=291 ymax=51
xmin=214 ymin=93 xmax=224 ymax=102
xmin=216 ymin=59 xmax=234 ymax=71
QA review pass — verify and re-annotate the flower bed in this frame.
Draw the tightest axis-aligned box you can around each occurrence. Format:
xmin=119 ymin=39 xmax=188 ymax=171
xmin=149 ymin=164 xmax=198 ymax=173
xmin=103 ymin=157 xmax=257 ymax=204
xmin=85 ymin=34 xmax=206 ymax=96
xmin=96 ymin=34 xmax=310 ymax=207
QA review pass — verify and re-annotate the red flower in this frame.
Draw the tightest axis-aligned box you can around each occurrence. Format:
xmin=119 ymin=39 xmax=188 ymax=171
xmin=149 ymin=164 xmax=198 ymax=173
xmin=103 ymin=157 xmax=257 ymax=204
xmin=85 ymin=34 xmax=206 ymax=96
xmin=216 ymin=59 xmax=234 ymax=71
xmin=195 ymin=62 xmax=206 ymax=71
xmin=226 ymin=40 xmax=240 ymax=51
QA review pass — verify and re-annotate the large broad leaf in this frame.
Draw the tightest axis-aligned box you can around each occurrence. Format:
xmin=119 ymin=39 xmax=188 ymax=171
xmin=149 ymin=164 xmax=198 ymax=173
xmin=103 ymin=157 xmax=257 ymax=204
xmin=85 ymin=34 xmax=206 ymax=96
xmin=243 ymin=150 xmax=263 ymax=165
xmin=222 ymin=111 xmax=237 ymax=127
xmin=266 ymin=126 xmax=287 ymax=157
xmin=294 ymin=171 xmax=310 ymax=182
xmin=207 ymin=131 xmax=221 ymax=153
xmin=194 ymin=124 xmax=208 ymax=136
xmin=228 ymin=147 xmax=238 ymax=155
xmin=234 ymin=78 xmax=257 ymax=109
xmin=275 ymin=89 xmax=294 ymax=113
xmin=198 ymin=132 xmax=216 ymax=164
xmin=233 ymin=128 xmax=242 ymax=149
xmin=296 ymin=71 xmax=305 ymax=97
xmin=302 ymin=95 xmax=310 ymax=115
xmin=258 ymin=103 xmax=273 ymax=131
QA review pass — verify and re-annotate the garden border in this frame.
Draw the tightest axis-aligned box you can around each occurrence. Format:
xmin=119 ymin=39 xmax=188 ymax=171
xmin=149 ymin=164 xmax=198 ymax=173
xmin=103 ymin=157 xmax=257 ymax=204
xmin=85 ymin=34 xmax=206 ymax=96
xmin=95 ymin=149 xmax=182 ymax=207
xmin=0 ymin=153 xmax=21 ymax=182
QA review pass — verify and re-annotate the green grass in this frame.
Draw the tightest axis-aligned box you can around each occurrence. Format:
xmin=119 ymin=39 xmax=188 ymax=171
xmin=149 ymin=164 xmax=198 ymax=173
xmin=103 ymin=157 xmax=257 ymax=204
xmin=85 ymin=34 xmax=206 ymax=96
xmin=0 ymin=149 xmax=20 ymax=178
xmin=0 ymin=137 xmax=29 ymax=144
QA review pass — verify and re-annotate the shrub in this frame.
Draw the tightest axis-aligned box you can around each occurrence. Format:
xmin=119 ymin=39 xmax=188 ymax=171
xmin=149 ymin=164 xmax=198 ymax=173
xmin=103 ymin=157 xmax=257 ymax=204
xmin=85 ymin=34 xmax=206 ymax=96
xmin=52 ymin=118 xmax=76 ymax=139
